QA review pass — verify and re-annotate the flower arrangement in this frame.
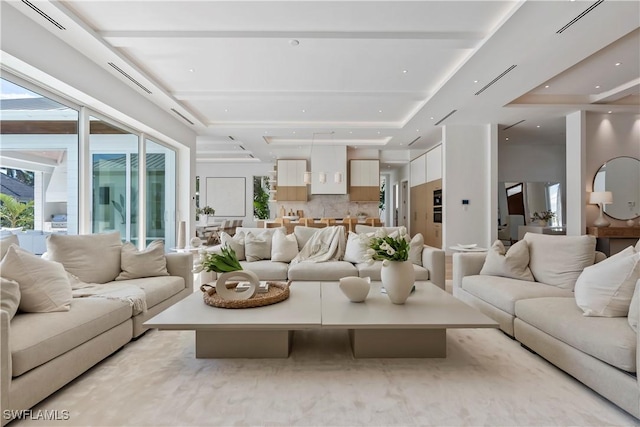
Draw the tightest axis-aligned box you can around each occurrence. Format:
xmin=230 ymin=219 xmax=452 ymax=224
xmin=531 ymin=210 xmax=555 ymax=222
xmin=193 ymin=244 xmax=242 ymax=274
xmin=362 ymin=226 xmax=410 ymax=265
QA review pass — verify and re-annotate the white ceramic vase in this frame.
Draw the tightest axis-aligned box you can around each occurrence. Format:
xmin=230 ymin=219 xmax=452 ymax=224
xmin=339 ymin=276 xmax=371 ymax=302
xmin=380 ymin=260 xmax=415 ymax=304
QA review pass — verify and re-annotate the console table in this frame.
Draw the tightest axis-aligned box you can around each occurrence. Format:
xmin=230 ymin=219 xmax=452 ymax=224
xmin=587 ymin=227 xmax=640 ymax=256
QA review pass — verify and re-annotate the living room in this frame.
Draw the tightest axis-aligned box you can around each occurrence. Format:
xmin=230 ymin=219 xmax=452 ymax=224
xmin=1 ymin=1 xmax=640 ymax=426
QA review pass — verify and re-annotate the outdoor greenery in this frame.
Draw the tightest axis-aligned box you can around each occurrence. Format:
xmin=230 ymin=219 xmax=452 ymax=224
xmin=253 ymin=176 xmax=270 ymax=220
xmin=379 ymin=180 xmax=385 ymax=210
xmin=0 ymin=193 xmax=34 ymax=229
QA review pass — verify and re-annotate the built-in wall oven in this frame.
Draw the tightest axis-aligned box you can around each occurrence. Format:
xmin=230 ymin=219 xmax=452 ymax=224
xmin=433 ymin=189 xmax=442 ymax=207
xmin=433 ymin=207 xmax=442 ymax=223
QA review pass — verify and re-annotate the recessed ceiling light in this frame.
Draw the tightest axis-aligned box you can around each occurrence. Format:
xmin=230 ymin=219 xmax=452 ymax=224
xmin=378 ymin=110 xmax=383 ymax=113
xmin=430 ymin=117 xmax=434 ymax=120
xmin=608 ymin=111 xmax=612 ymax=114
xmin=289 ymin=39 xmax=299 ymax=46
xmin=349 ymin=131 xmax=353 ymax=134
xmin=536 ymin=125 xmax=541 ymax=128
xmin=399 ymin=143 xmax=403 ymax=146
xmin=473 ymin=80 xmax=478 ymax=83
xmin=402 ymin=70 xmax=408 ymax=74
xmin=595 ymin=85 xmax=600 ymax=89
xmin=416 ymin=129 xmax=420 ymax=132
xmin=188 ymin=68 xmax=195 ymax=73
xmin=505 ymin=137 xmax=509 ymax=141
xmin=292 ymin=131 xmax=296 ymax=134
xmin=264 ymin=131 xmax=268 ymax=134
xmin=377 ymin=131 xmax=381 ymax=134
xmin=224 ymin=109 xmax=228 ymax=112
xmin=301 ymin=109 xmax=306 ymax=113
xmin=544 ymin=85 xmax=550 ymax=88
xmin=615 ymin=62 xmax=621 ymax=66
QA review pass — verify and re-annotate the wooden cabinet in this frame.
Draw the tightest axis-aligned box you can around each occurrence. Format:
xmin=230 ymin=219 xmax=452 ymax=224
xmin=349 ymin=159 xmax=380 ymax=201
xmin=276 ymin=159 xmax=307 ymax=201
xmin=411 ymin=179 xmax=442 ymax=248
xmin=587 ymin=226 xmax=640 ymax=256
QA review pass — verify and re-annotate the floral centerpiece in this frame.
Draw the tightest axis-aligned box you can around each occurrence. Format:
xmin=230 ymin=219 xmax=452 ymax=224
xmin=531 ymin=210 xmax=555 ymax=224
xmin=362 ymin=226 xmax=410 ymax=266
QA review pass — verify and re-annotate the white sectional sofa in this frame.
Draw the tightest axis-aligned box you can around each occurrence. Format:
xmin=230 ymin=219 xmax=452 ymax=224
xmin=209 ymin=225 xmax=446 ymax=290
xmin=453 ymin=233 xmax=640 ymax=418
xmin=0 ymin=232 xmax=193 ymax=426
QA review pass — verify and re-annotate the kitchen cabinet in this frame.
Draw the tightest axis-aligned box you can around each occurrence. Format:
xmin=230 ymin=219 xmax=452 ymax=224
xmin=349 ymin=159 xmax=380 ymax=201
xmin=411 ymin=178 xmax=442 ymax=248
xmin=276 ymin=159 xmax=307 ymax=201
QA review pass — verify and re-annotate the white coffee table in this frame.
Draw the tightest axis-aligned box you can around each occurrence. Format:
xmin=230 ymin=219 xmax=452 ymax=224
xmin=321 ymin=282 xmax=498 ymax=358
xmin=144 ymin=281 xmax=498 ymax=359
xmin=144 ymin=282 xmax=321 ymax=358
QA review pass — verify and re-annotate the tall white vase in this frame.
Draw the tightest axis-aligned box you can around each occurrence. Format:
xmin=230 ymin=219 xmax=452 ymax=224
xmin=380 ymin=260 xmax=415 ymax=304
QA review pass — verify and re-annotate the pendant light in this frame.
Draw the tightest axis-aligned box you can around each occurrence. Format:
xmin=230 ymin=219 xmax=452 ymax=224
xmin=303 ymin=132 xmax=315 ymax=184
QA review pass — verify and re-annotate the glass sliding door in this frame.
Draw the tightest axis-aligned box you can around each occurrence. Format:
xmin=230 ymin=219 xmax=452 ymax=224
xmin=0 ymin=77 xmax=79 ymax=236
xmin=145 ymin=139 xmax=176 ymax=248
xmin=89 ymin=116 xmax=138 ymax=242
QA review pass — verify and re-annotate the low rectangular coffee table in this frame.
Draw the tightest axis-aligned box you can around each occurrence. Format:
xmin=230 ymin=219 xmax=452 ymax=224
xmin=144 ymin=282 xmax=321 ymax=358
xmin=321 ymin=281 xmax=498 ymax=358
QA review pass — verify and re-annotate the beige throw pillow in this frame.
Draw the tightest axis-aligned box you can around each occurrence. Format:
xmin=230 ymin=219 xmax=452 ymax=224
xmin=0 ymin=234 xmax=19 ymax=260
xmin=220 ymin=231 xmax=245 ymax=261
xmin=116 ymin=240 xmax=169 ymax=280
xmin=271 ymin=229 xmax=298 ymax=262
xmin=480 ymin=240 xmax=534 ymax=281
xmin=46 ymin=232 xmax=123 ymax=284
xmin=0 ymin=277 xmax=20 ymax=319
xmin=244 ymin=231 xmax=271 ymax=262
xmin=0 ymin=245 xmax=71 ymax=312
xmin=408 ymin=233 xmax=424 ymax=266
xmin=574 ymin=246 xmax=640 ymax=317
xmin=523 ymin=233 xmax=596 ymax=289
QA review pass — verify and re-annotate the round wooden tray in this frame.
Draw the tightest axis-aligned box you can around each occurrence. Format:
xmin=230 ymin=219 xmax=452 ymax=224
xmin=200 ymin=280 xmax=291 ymax=309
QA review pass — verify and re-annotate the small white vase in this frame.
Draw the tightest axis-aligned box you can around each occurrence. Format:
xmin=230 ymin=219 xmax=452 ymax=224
xmin=339 ymin=276 xmax=371 ymax=302
xmin=380 ymin=260 xmax=415 ymax=304
xmin=627 ymin=219 xmax=636 ymax=227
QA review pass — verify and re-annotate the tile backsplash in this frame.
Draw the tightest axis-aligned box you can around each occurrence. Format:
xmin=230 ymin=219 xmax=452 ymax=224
xmin=274 ymin=194 xmax=378 ymax=219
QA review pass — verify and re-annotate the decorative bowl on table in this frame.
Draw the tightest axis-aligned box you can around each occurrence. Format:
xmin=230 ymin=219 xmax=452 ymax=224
xmin=457 ymin=243 xmax=478 ymax=249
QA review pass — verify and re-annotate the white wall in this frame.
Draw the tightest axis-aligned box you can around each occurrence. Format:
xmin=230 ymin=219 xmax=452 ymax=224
xmin=443 ymin=124 xmax=496 ymax=252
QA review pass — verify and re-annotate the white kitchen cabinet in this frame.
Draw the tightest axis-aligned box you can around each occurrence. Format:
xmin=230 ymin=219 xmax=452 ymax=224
xmin=349 ymin=159 xmax=380 ymax=201
xmin=426 ymin=145 xmax=442 ymax=182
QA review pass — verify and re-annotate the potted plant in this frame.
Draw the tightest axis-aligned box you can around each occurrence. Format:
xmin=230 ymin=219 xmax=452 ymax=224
xmin=531 ymin=210 xmax=555 ymax=226
xmin=196 ymin=206 xmax=215 ymax=225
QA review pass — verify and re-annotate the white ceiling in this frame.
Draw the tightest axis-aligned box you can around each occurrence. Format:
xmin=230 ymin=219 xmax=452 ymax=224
xmin=7 ymin=0 xmax=640 ymax=166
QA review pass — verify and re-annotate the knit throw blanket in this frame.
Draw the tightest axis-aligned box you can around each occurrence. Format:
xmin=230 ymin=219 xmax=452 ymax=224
xmin=71 ymin=279 xmax=147 ymax=315
xmin=290 ymin=226 xmax=345 ymax=265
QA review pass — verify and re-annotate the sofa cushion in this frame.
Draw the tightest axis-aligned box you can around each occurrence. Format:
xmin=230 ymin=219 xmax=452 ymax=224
xmin=515 ymin=297 xmax=636 ymax=373
xmin=480 ymin=240 xmax=534 ymax=281
xmin=523 ymin=233 xmax=596 ymax=289
xmin=239 ymin=260 xmax=288 ymax=281
xmin=10 ymin=297 xmax=132 ymax=377
xmin=288 ymin=261 xmax=357 ymax=281
xmin=574 ymin=246 xmax=640 ymax=317
xmin=271 ymin=229 xmax=298 ymax=263
xmin=46 ymin=232 xmax=123 ymax=284
xmin=117 ymin=276 xmax=185 ymax=308
xmin=356 ymin=261 xmax=429 ymax=281
xmin=116 ymin=240 xmax=169 ymax=281
xmin=629 ymin=279 xmax=640 ymax=332
xmin=0 ymin=233 xmax=19 ymax=260
xmin=0 ymin=277 xmax=20 ymax=319
xmin=355 ymin=225 xmax=402 ymax=235
xmin=1 ymin=245 xmax=72 ymax=313
xmin=220 ymin=231 xmax=245 ymax=260
xmin=461 ymin=275 xmax=573 ymax=315
xmin=244 ymin=231 xmax=272 ymax=262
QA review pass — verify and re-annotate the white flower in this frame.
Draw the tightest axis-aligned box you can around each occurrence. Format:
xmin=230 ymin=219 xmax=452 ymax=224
xmin=398 ymin=226 xmax=407 ymax=238
xmin=380 ymin=242 xmax=390 ymax=251
xmin=382 ymin=259 xmax=390 ymax=267
xmin=375 ymin=228 xmax=387 ymax=238
xmin=366 ymin=248 xmax=376 ymax=256
xmin=386 ymin=247 xmax=395 ymax=256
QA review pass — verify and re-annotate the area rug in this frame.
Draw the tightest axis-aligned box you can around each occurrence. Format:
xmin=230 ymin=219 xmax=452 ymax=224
xmin=14 ymin=328 xmax=638 ymax=426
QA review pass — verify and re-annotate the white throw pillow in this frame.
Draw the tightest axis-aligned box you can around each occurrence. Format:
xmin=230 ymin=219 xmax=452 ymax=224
xmin=408 ymin=233 xmax=424 ymax=266
xmin=344 ymin=232 xmax=369 ymax=264
xmin=629 ymin=279 xmax=639 ymax=332
xmin=0 ymin=234 xmax=19 ymax=261
xmin=480 ymin=240 xmax=534 ymax=281
xmin=116 ymin=240 xmax=169 ymax=280
xmin=46 ymin=232 xmax=123 ymax=284
xmin=271 ymin=229 xmax=298 ymax=262
xmin=220 ymin=231 xmax=245 ymax=261
xmin=244 ymin=231 xmax=271 ymax=262
xmin=574 ymin=246 xmax=640 ymax=317
xmin=0 ymin=277 xmax=20 ymax=319
xmin=523 ymin=233 xmax=596 ymax=289
xmin=0 ymin=245 xmax=71 ymax=312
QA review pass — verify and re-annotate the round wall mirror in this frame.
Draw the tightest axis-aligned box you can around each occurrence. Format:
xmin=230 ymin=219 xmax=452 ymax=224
xmin=593 ymin=156 xmax=640 ymax=220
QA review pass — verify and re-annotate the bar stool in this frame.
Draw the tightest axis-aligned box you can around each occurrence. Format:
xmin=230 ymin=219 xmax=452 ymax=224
xmin=366 ymin=217 xmax=383 ymax=227
xmin=320 ymin=218 xmax=336 ymax=226
xmin=300 ymin=218 xmax=315 ymax=226
xmin=342 ymin=217 xmax=358 ymax=233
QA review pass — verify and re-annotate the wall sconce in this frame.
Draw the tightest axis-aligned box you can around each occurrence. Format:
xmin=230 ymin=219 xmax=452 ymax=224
xmin=319 ymin=172 xmax=327 ymax=184
xmin=303 ymin=171 xmax=312 ymax=185
xmin=589 ymin=191 xmax=613 ymax=227
xmin=334 ymin=171 xmax=343 ymax=184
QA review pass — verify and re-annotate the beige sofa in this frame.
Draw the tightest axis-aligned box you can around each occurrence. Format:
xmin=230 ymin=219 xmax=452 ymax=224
xmin=0 ymin=233 xmax=193 ymax=426
xmin=453 ymin=233 xmax=639 ymax=418
xmin=208 ymin=226 xmax=446 ymax=290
